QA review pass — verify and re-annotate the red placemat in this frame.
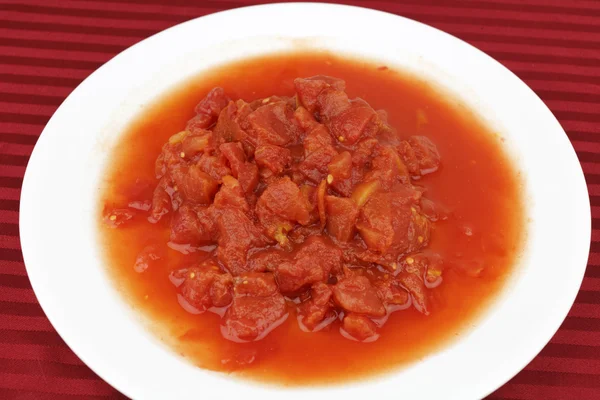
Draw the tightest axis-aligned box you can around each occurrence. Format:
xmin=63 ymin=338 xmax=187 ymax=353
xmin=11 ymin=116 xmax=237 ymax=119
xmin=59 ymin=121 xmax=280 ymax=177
xmin=1 ymin=1 xmax=598 ymax=399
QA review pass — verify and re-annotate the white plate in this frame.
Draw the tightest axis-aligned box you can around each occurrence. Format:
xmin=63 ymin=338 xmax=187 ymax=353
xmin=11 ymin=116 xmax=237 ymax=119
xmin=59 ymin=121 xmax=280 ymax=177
xmin=20 ymin=3 xmax=591 ymax=400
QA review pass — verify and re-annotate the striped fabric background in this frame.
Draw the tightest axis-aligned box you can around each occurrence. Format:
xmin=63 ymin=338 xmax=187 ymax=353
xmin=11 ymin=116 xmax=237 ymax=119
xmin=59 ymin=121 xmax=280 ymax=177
xmin=0 ymin=0 xmax=598 ymax=399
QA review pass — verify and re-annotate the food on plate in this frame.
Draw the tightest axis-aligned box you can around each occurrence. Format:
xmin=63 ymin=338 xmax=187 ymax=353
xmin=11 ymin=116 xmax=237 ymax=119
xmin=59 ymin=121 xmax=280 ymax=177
xmin=123 ymin=74 xmax=443 ymax=342
xmin=100 ymin=53 xmax=524 ymax=383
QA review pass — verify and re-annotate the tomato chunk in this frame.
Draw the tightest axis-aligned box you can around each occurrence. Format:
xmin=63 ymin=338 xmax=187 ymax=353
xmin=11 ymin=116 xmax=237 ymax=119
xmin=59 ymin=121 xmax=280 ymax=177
xmin=325 ymin=196 xmax=359 ymax=242
xmin=275 ymin=236 xmax=342 ymax=294
xmin=294 ymin=76 xmax=346 ymax=113
xmin=342 ymin=313 xmax=378 ymax=342
xmin=170 ymin=203 xmax=214 ymax=245
xmin=248 ymin=101 xmax=301 ymax=146
xmin=298 ymin=282 xmax=335 ymax=331
xmin=256 ymin=177 xmax=312 ymax=245
xmin=175 ymin=264 xmax=233 ymax=312
xmin=332 ymin=275 xmax=386 ymax=317
xmin=222 ymin=273 xmax=287 ymax=342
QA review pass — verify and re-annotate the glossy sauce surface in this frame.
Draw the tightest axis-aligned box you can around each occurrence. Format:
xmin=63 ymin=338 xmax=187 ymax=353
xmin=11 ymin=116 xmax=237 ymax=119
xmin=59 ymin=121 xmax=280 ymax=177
xmin=99 ymin=52 xmax=524 ymax=385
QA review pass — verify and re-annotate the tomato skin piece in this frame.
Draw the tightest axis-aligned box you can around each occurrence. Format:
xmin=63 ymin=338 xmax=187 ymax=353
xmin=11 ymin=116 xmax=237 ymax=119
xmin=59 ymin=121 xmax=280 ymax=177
xmin=325 ymin=196 xmax=359 ymax=242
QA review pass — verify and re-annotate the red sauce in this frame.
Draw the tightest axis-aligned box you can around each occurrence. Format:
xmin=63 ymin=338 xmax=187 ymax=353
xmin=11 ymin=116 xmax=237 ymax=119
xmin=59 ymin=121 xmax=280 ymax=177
xmin=99 ymin=52 xmax=524 ymax=385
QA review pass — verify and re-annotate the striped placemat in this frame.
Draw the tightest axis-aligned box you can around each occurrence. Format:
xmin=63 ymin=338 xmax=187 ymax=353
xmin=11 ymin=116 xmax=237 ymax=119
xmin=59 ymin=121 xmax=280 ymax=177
xmin=1 ymin=1 xmax=598 ymax=399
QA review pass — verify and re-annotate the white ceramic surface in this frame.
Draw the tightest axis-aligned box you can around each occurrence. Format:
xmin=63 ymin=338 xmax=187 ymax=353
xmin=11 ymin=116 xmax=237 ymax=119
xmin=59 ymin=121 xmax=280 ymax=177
xmin=20 ymin=3 xmax=591 ymax=400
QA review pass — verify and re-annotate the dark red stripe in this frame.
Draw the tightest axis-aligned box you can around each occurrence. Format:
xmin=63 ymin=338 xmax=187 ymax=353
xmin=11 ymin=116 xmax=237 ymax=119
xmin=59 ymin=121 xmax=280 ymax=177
xmin=0 ymin=372 xmax=123 ymax=396
xmin=571 ymin=142 xmax=600 ymax=155
xmin=536 ymin=90 xmax=600 ymax=105
xmin=0 ymin=341 xmax=87 ymax=364
xmin=510 ymin=370 xmax=600 ymax=388
xmin=576 ymin=290 xmax=600 ymax=305
xmin=0 ymin=358 xmax=100 ymax=380
xmin=554 ymin=111 xmax=600 ymax=124
xmin=582 ymin=171 xmax=600 ymax=181
xmin=526 ymin=355 xmax=600 ymax=376
xmin=0 ymin=224 xmax=19 ymax=237
xmin=541 ymin=343 xmax=600 ymax=360
xmin=0 ymin=388 xmax=123 ymax=400
xmin=0 ymin=301 xmax=43 ymax=317
xmin=0 ymin=113 xmax=48 ymax=126
xmin=0 ymin=3 xmax=186 ymax=23
xmin=0 ymin=200 xmax=19 ymax=211
xmin=569 ymin=131 xmax=600 ymax=143
xmin=417 ymin=0 xmax=600 ymax=18
xmin=460 ymin=32 xmax=600 ymax=52
xmin=486 ymin=51 xmax=600 ymax=68
xmin=0 ymin=19 xmax=159 ymax=38
xmin=400 ymin=11 xmax=600 ymax=35
xmin=490 ymin=384 xmax=600 ymax=399
xmin=515 ymin=70 xmax=600 ymax=86
xmin=0 ymin=154 xmax=29 ymax=166
xmin=561 ymin=317 xmax=600 ymax=332
xmin=0 ymin=274 xmax=31 ymax=290
xmin=0 ymin=330 xmax=65 ymax=346
xmin=0 ymin=55 xmax=100 ymax=71
xmin=0 ymin=37 xmax=127 ymax=55
xmin=0 ymin=286 xmax=38 ymax=303
xmin=0 ymin=73 xmax=81 ymax=89
xmin=0 ymin=176 xmax=24 ymax=188
xmin=585 ymin=266 xmax=600 ymax=279
xmin=0 ymin=248 xmax=23 ymax=262
xmin=0 ymin=92 xmax=63 ymax=107
xmin=0 ymin=133 xmax=39 ymax=146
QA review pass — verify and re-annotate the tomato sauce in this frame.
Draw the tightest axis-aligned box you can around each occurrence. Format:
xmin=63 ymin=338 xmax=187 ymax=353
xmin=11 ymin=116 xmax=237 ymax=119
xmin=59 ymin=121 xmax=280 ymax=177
xmin=99 ymin=52 xmax=524 ymax=385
